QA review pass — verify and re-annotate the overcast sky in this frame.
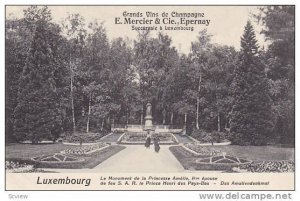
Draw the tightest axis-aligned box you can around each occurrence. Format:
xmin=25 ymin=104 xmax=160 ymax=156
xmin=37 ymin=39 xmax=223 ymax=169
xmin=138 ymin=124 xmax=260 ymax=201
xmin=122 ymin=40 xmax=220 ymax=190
xmin=6 ymin=6 xmax=266 ymax=54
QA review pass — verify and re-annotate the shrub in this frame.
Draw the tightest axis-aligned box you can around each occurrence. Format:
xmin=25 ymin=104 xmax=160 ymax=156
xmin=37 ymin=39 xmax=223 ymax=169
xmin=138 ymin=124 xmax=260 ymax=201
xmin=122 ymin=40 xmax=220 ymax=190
xmin=191 ymin=130 xmax=228 ymax=144
xmin=57 ymin=137 xmax=63 ymax=143
xmin=211 ymin=131 xmax=228 ymax=143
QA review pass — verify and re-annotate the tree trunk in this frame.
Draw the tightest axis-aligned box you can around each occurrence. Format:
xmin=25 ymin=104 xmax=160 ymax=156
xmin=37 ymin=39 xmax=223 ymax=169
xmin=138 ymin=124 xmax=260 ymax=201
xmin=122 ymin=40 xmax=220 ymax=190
xmin=126 ymin=107 xmax=129 ymax=126
xmin=107 ymin=116 xmax=111 ymax=131
xmin=225 ymin=115 xmax=228 ymax=129
xmin=69 ymin=58 xmax=76 ymax=134
xmin=214 ymin=77 xmax=221 ymax=132
xmin=112 ymin=118 xmax=115 ymax=129
xmin=101 ymin=118 xmax=104 ymax=131
xmin=224 ymin=115 xmax=231 ymax=132
xmin=140 ymin=106 xmax=144 ymax=125
xmin=217 ymin=111 xmax=221 ymax=132
xmin=162 ymin=108 xmax=166 ymax=125
xmin=86 ymin=93 xmax=92 ymax=133
xmin=196 ymin=73 xmax=202 ymax=130
xmin=170 ymin=111 xmax=174 ymax=125
xmin=182 ymin=113 xmax=187 ymax=135
xmin=81 ymin=107 xmax=85 ymax=116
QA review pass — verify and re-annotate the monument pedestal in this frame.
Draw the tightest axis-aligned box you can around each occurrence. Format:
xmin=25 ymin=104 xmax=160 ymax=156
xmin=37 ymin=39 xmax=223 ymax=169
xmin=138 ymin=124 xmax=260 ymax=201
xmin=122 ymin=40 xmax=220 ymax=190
xmin=144 ymin=115 xmax=154 ymax=131
xmin=143 ymin=102 xmax=154 ymax=132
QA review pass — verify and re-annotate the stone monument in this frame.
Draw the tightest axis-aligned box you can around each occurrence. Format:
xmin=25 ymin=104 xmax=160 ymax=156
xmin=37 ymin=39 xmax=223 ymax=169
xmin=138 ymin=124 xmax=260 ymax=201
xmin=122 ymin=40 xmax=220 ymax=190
xmin=144 ymin=102 xmax=154 ymax=131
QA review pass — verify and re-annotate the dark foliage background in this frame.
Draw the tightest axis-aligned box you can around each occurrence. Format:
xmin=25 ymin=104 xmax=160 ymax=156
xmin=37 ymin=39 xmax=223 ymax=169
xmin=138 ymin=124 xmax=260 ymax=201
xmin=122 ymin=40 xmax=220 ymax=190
xmin=5 ymin=6 xmax=295 ymax=146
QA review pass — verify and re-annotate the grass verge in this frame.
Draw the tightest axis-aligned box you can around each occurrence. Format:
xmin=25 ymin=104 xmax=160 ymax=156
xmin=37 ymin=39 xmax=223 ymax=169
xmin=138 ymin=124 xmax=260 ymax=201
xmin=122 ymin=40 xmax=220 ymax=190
xmin=6 ymin=143 xmax=126 ymax=169
xmin=169 ymin=145 xmax=294 ymax=171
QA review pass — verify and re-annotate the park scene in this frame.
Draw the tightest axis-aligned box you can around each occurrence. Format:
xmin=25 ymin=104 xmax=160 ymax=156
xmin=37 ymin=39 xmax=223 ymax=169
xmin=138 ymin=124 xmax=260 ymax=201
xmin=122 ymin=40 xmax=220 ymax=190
xmin=5 ymin=6 xmax=294 ymax=174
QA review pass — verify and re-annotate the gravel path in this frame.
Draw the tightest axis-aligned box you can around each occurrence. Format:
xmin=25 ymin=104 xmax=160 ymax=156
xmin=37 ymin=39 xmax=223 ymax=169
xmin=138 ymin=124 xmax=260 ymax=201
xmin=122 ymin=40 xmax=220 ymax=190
xmin=92 ymin=145 xmax=184 ymax=172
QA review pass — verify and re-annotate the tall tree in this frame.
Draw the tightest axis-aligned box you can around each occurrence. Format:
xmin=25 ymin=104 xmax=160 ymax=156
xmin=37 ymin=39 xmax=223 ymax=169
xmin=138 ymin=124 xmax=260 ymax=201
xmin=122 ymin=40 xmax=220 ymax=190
xmin=133 ymin=31 xmax=158 ymax=124
xmin=201 ymin=45 xmax=237 ymax=132
xmin=256 ymin=6 xmax=295 ymax=144
xmin=82 ymin=21 xmax=111 ymax=132
xmin=13 ymin=6 xmax=63 ymax=143
xmin=229 ymin=21 xmax=274 ymax=145
xmin=5 ymin=18 xmax=32 ymax=142
xmin=109 ymin=38 xmax=138 ymax=125
xmin=133 ymin=32 xmax=181 ymax=125
xmin=152 ymin=33 xmax=180 ymax=124
xmin=189 ymin=29 xmax=212 ymax=130
xmin=62 ymin=13 xmax=86 ymax=133
xmin=172 ymin=55 xmax=194 ymax=130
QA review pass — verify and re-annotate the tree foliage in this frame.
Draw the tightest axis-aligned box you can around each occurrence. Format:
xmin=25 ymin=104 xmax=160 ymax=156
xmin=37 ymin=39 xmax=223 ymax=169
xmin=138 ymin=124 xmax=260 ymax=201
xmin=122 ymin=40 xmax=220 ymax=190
xmin=5 ymin=6 xmax=294 ymax=146
xmin=13 ymin=6 xmax=63 ymax=142
xmin=256 ymin=6 xmax=295 ymax=144
xmin=230 ymin=21 xmax=274 ymax=145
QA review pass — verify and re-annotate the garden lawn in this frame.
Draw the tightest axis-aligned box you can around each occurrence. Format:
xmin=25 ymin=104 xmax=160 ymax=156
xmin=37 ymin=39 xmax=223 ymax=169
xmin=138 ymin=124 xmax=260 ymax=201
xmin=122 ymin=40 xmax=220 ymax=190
xmin=169 ymin=145 xmax=294 ymax=171
xmin=169 ymin=146 xmax=198 ymax=170
xmin=6 ymin=143 xmax=77 ymax=159
xmin=209 ymin=145 xmax=294 ymax=161
xmin=6 ymin=143 xmax=126 ymax=169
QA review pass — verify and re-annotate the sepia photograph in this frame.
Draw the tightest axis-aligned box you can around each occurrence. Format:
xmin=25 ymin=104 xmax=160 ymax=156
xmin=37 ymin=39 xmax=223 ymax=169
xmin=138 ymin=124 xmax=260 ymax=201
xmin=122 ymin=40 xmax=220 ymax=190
xmin=5 ymin=5 xmax=295 ymax=190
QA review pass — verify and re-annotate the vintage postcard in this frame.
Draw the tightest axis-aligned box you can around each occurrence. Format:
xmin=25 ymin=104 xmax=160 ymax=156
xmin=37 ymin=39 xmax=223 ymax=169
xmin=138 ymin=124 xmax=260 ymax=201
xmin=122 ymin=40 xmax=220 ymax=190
xmin=5 ymin=5 xmax=295 ymax=190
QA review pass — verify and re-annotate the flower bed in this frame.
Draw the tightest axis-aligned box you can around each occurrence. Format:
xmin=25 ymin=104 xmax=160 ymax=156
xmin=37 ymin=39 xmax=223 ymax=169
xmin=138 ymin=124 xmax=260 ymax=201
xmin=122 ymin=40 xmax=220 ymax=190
xmin=63 ymin=132 xmax=107 ymax=143
xmin=122 ymin=132 xmax=147 ymax=142
xmin=6 ymin=161 xmax=41 ymax=173
xmin=183 ymin=143 xmax=222 ymax=156
xmin=237 ymin=160 xmax=295 ymax=173
xmin=196 ymin=155 xmax=251 ymax=164
xmin=61 ymin=143 xmax=109 ymax=155
xmin=31 ymin=153 xmax=84 ymax=163
xmin=120 ymin=132 xmax=177 ymax=144
xmin=194 ymin=155 xmax=252 ymax=171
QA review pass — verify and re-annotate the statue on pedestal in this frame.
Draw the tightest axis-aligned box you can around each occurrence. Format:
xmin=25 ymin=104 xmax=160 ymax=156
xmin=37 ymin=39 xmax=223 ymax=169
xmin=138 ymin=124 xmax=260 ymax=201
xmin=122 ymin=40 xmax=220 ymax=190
xmin=144 ymin=102 xmax=154 ymax=130
xmin=146 ymin=102 xmax=152 ymax=117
